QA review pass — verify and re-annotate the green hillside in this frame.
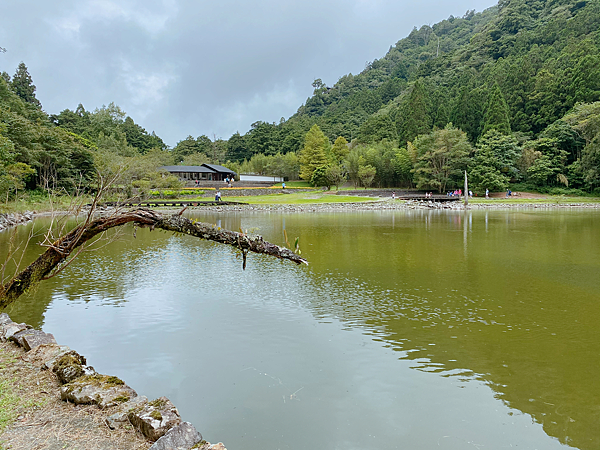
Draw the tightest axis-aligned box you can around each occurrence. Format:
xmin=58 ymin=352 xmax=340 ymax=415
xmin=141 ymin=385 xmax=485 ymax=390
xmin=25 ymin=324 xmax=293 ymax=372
xmin=227 ymin=0 xmax=600 ymax=193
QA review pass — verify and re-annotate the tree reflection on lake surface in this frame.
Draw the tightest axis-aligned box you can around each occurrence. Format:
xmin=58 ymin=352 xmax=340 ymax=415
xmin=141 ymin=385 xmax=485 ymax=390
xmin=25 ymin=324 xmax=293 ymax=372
xmin=2 ymin=209 xmax=598 ymax=450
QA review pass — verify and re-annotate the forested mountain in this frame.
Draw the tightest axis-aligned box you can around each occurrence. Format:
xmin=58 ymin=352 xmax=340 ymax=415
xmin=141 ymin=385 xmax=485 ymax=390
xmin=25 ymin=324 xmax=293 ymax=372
xmin=226 ymin=0 xmax=600 ymax=192
xmin=2 ymin=0 xmax=600 ymax=198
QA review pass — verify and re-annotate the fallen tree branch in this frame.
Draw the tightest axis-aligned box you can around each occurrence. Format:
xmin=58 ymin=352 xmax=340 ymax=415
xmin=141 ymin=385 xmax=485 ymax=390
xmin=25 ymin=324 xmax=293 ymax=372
xmin=0 ymin=208 xmax=307 ymax=309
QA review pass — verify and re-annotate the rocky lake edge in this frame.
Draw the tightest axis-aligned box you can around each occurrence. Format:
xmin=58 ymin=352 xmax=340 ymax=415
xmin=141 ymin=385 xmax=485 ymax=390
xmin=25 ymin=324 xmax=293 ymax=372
xmin=0 ymin=312 xmax=225 ymax=450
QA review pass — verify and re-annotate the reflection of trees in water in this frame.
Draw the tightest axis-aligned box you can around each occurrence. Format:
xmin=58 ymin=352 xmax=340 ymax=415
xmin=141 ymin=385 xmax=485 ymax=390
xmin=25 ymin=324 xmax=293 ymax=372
xmin=2 ymin=212 xmax=246 ymax=327
xmin=294 ymin=210 xmax=599 ymax=449
xmin=1 ymin=219 xmax=59 ymax=328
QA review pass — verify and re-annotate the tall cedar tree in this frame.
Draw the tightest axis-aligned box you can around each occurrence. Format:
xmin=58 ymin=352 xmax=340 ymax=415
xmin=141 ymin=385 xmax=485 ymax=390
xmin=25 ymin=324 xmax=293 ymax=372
xmin=397 ymin=79 xmax=431 ymax=145
xmin=482 ymin=82 xmax=511 ymax=135
xmin=11 ymin=62 xmax=41 ymax=108
xmin=299 ymin=125 xmax=329 ymax=181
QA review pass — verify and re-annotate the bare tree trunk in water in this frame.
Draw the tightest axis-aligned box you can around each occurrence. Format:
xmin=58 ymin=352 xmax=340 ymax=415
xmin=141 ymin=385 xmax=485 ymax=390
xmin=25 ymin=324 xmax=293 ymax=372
xmin=0 ymin=208 xmax=307 ymax=309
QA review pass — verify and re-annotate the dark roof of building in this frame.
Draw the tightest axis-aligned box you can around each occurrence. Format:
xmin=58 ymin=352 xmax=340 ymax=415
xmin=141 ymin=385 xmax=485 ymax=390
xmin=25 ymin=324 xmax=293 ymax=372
xmin=159 ymin=164 xmax=237 ymax=175
xmin=159 ymin=165 xmax=215 ymax=173
xmin=202 ymin=163 xmax=236 ymax=174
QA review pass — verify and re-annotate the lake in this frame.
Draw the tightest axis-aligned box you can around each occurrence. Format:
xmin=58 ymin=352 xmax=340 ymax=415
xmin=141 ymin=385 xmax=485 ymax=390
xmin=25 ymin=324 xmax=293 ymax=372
xmin=2 ymin=208 xmax=599 ymax=450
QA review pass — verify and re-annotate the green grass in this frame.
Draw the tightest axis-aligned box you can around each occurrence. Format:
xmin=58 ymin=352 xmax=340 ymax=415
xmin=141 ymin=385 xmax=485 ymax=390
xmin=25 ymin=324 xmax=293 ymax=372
xmin=0 ymin=349 xmax=19 ymax=434
xmin=268 ymin=181 xmax=312 ymax=188
xmin=0 ymin=193 xmax=94 ymax=214
xmin=469 ymin=196 xmax=600 ymax=204
xmin=222 ymin=192 xmax=379 ymax=204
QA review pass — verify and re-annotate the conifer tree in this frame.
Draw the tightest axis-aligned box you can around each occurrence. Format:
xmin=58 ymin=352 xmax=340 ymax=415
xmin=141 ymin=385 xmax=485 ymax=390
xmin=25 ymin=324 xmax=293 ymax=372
xmin=11 ymin=62 xmax=41 ymax=107
xmin=482 ymin=82 xmax=511 ymax=135
xmin=299 ymin=125 xmax=329 ymax=180
xmin=450 ymin=85 xmax=487 ymax=142
xmin=397 ymin=79 xmax=431 ymax=145
xmin=331 ymin=136 xmax=349 ymax=162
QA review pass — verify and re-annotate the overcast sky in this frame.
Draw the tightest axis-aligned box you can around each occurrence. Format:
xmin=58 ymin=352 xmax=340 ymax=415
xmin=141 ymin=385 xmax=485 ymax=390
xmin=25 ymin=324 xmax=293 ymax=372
xmin=1 ymin=0 xmax=496 ymax=147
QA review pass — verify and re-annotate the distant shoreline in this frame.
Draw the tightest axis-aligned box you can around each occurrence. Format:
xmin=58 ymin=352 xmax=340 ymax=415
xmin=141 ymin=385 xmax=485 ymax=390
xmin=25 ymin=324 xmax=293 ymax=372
xmin=150 ymin=199 xmax=600 ymax=213
xmin=3 ymin=199 xmax=600 ymax=233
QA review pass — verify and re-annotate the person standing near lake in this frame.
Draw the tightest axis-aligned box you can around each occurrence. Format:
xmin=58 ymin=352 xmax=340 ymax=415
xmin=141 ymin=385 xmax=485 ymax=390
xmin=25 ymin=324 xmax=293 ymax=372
xmin=486 ymin=188 xmax=489 ymax=198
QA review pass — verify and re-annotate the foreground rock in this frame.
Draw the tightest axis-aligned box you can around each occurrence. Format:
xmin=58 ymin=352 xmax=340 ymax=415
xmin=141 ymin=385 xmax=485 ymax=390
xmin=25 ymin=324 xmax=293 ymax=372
xmin=61 ymin=374 xmax=138 ymax=408
xmin=148 ymin=421 xmax=203 ymax=450
xmin=1 ymin=321 xmax=30 ymax=341
xmin=22 ymin=342 xmax=72 ymax=368
xmin=106 ymin=395 xmax=149 ymax=429
xmin=129 ymin=396 xmax=182 ymax=441
xmin=10 ymin=328 xmax=57 ymax=350
xmin=53 ymin=349 xmax=96 ymax=384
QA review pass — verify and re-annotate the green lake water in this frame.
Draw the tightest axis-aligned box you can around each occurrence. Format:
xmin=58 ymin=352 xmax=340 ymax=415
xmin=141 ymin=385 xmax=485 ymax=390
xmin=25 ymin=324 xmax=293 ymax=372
xmin=1 ymin=209 xmax=599 ymax=450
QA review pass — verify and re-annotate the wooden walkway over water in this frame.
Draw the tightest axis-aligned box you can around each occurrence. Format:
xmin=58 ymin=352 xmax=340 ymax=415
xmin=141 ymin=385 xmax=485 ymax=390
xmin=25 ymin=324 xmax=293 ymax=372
xmin=94 ymin=200 xmax=247 ymax=208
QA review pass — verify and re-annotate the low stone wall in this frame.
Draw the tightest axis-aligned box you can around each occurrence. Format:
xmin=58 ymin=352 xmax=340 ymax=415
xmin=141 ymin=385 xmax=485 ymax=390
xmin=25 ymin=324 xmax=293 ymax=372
xmin=197 ymin=187 xmax=316 ymax=197
xmin=0 ymin=312 xmax=225 ymax=450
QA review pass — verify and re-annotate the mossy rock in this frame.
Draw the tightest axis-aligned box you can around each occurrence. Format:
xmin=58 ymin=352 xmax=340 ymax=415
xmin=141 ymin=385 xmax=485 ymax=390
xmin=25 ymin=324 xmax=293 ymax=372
xmin=52 ymin=351 xmax=87 ymax=384
xmin=60 ymin=373 xmax=137 ymax=408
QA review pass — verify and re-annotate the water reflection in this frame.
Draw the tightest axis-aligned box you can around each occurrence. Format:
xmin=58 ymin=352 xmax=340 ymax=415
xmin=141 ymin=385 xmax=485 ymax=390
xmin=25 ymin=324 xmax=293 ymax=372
xmin=1 ymin=209 xmax=598 ymax=450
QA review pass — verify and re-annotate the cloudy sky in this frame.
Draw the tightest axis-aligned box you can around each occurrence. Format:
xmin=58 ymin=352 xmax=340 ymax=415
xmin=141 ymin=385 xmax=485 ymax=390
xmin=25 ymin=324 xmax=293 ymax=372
xmin=1 ymin=0 xmax=495 ymax=147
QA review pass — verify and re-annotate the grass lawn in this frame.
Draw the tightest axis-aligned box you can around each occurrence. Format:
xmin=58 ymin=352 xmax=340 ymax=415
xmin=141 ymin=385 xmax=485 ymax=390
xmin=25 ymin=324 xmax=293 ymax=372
xmin=267 ymin=181 xmax=312 ymax=188
xmin=469 ymin=196 xmax=600 ymax=204
xmin=0 ymin=194 xmax=94 ymax=214
xmin=221 ymin=191 xmax=379 ymax=204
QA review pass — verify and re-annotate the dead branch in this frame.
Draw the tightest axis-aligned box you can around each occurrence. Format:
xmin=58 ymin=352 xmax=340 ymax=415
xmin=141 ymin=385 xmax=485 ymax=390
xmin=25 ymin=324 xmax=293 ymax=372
xmin=0 ymin=208 xmax=307 ymax=309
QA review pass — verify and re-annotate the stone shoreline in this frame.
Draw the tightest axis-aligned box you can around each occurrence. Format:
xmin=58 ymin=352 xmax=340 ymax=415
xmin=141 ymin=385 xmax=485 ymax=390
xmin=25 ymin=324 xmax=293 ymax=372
xmin=0 ymin=212 xmax=34 ymax=232
xmin=0 ymin=313 xmax=225 ymax=450
xmin=167 ymin=198 xmax=600 ymax=213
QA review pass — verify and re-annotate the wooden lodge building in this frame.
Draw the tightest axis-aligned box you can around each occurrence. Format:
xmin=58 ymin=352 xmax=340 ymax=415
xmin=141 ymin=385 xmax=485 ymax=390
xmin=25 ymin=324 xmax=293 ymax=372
xmin=159 ymin=164 xmax=237 ymax=182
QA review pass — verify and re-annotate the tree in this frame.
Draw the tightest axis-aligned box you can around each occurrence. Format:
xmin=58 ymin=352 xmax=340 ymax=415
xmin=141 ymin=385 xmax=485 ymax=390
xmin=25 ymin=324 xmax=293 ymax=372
xmin=11 ymin=62 xmax=41 ymax=107
xmin=331 ymin=136 xmax=349 ymax=162
xmin=450 ymin=85 xmax=487 ymax=142
xmin=469 ymin=143 xmax=509 ymax=193
xmin=521 ymin=138 xmax=568 ymax=186
xmin=358 ymin=164 xmax=376 ymax=188
xmin=412 ymin=124 xmax=472 ymax=193
xmin=326 ymin=164 xmax=346 ymax=190
xmin=310 ymin=165 xmax=330 ymax=189
xmin=392 ymin=147 xmax=414 ymax=187
xmin=356 ymin=114 xmax=397 ymax=144
xmin=477 ymin=130 xmax=520 ymax=177
xmin=396 ymin=79 xmax=431 ymax=145
xmin=227 ymin=132 xmax=250 ymax=161
xmin=299 ymin=125 xmax=329 ymax=180
xmin=0 ymin=127 xmax=35 ymax=201
xmin=482 ymin=82 xmax=511 ymax=135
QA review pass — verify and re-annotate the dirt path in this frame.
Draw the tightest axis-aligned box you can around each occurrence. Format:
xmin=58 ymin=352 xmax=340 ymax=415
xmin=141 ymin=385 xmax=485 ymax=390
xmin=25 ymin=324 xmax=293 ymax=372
xmin=0 ymin=340 xmax=151 ymax=450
